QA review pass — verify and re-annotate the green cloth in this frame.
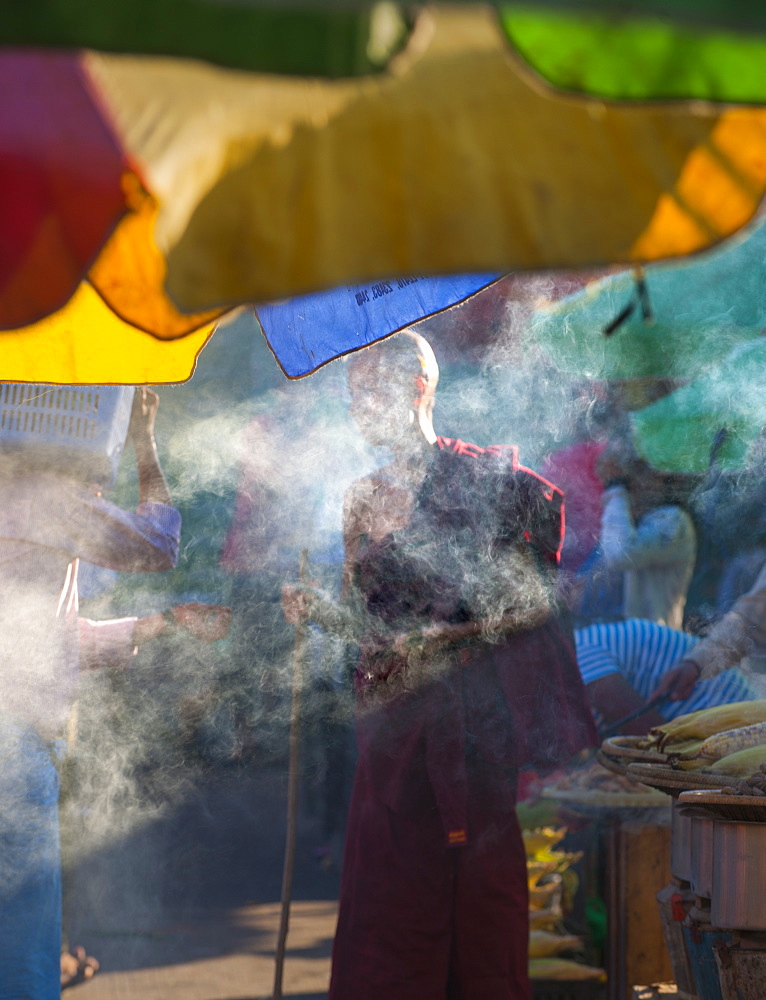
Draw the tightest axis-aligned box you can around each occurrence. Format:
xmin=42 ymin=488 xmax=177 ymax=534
xmin=501 ymin=5 xmax=766 ymax=103
xmin=527 ymin=220 xmax=766 ymax=380
xmin=0 ymin=1 xmax=406 ymax=77
xmin=6 ymin=0 xmax=766 ymax=93
xmin=632 ymin=339 xmax=766 ymax=473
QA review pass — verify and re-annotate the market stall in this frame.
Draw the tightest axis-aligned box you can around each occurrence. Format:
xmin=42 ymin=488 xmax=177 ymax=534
xmin=600 ymin=703 xmax=766 ymax=1000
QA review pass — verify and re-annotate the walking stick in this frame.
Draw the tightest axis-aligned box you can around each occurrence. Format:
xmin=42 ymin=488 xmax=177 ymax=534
xmin=273 ymin=549 xmax=309 ymax=1000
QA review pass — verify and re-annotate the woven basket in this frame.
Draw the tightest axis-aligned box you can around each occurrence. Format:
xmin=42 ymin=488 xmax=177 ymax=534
xmin=626 ymin=763 xmax=739 ymax=797
xmin=677 ymin=788 xmax=766 ymax=823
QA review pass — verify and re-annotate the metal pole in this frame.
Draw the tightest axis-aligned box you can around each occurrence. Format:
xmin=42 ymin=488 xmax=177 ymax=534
xmin=273 ymin=549 xmax=309 ymax=1000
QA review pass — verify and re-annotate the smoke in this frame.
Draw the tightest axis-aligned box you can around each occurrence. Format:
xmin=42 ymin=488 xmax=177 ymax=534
xmin=11 ymin=274 xmax=762 ymax=959
xmin=65 ymin=283 xmax=605 ymax=874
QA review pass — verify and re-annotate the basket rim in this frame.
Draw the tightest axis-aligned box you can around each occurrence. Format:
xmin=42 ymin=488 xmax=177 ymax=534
xmin=626 ymin=763 xmax=731 ymax=793
xmin=600 ymin=736 xmax=670 ymax=765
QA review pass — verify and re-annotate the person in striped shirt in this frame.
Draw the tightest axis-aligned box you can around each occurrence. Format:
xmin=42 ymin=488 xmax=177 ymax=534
xmin=574 ymin=618 xmax=757 ymax=736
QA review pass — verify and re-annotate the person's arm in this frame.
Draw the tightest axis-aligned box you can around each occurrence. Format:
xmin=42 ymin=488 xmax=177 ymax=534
xmin=282 ymin=479 xmax=374 ymax=643
xmin=130 ymin=388 xmax=172 ymax=507
xmin=390 ymin=603 xmax=551 ymax=660
xmin=47 ymin=389 xmax=180 ymax=572
xmin=281 ymin=582 xmax=367 ymax=644
xmin=682 ymin=573 xmax=766 ymax=678
xmin=78 ymin=616 xmax=138 ymax=671
xmin=79 ymin=603 xmax=232 ymax=670
xmin=587 ymin=673 xmax=666 ymax=735
xmin=601 ymin=489 xmax=694 ymax=569
xmin=651 ymin=561 xmax=766 ymax=699
xmin=391 ymin=539 xmax=554 ymax=659
xmin=58 ymin=487 xmax=181 ymax=572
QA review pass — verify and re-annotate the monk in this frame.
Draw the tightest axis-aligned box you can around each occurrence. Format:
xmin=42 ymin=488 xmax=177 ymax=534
xmin=283 ymin=330 xmax=597 ymax=1000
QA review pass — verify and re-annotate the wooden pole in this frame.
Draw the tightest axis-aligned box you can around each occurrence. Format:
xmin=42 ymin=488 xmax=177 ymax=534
xmin=272 ymin=549 xmax=309 ymax=1000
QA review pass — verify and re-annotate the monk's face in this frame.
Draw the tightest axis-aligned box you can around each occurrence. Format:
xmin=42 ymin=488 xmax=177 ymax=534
xmin=347 ymin=353 xmax=419 ymax=447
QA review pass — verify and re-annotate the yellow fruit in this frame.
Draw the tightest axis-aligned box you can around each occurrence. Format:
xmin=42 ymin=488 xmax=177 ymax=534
xmin=529 ymin=931 xmax=583 ymax=958
xmin=679 ymin=722 xmax=766 ymax=763
xmin=527 ymin=860 xmax=561 ymax=887
xmin=529 ymin=958 xmax=607 ymax=981
xmin=529 ymin=880 xmax=560 ymax=909
xmin=704 ymin=745 xmax=766 ymax=777
xmin=661 ymin=738 xmax=705 ymax=756
xmin=651 ymin=701 xmax=766 ymax=749
xmin=523 ymin=826 xmax=567 ymax=857
xmin=529 ymin=907 xmax=559 ymax=930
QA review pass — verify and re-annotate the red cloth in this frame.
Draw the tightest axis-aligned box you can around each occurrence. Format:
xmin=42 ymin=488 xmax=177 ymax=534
xmin=329 ymin=758 xmax=530 ymax=1000
xmin=329 ymin=440 xmax=597 ymax=998
xmin=0 ymin=53 xmax=131 ymax=328
xmin=541 ymin=440 xmax=606 ymax=573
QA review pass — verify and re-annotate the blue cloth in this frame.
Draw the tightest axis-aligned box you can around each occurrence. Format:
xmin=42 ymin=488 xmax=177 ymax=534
xmin=254 ymin=274 xmax=499 ymax=377
xmin=574 ymin=618 xmax=757 ymax=727
xmin=0 ymin=717 xmax=61 ymax=1000
xmin=572 ymin=543 xmax=624 ymax=626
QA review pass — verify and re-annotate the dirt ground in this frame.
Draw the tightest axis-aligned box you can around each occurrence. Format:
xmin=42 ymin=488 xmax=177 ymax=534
xmin=63 ymin=769 xmax=342 ymax=1000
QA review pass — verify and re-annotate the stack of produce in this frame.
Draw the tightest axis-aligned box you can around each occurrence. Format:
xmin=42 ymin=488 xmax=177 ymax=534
xmin=646 ymin=701 xmax=766 ymax=777
xmin=524 ymin=826 xmax=606 ymax=983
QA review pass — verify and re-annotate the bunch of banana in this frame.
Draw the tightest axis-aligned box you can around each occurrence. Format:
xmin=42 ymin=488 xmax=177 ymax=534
xmin=648 ymin=700 xmax=766 ymax=752
xmin=529 ymin=906 xmax=560 ymax=931
xmin=529 ymin=930 xmax=583 ymax=959
xmin=523 ymin=826 xmax=566 ymax=856
xmin=528 ymin=958 xmax=606 ymax=981
xmin=530 ymin=877 xmax=562 ymax=909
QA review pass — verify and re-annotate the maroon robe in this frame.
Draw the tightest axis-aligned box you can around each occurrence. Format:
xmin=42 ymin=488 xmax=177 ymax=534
xmin=329 ymin=440 xmax=598 ymax=1000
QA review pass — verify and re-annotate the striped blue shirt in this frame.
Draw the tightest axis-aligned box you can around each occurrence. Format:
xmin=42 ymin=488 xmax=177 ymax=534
xmin=574 ymin=618 xmax=756 ymax=723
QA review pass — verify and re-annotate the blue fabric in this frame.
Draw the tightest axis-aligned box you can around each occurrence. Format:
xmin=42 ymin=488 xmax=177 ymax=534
xmin=0 ymin=717 xmax=61 ymax=1000
xmin=574 ymin=619 xmax=757 ymax=727
xmin=572 ymin=543 xmax=624 ymax=626
xmin=254 ymin=274 xmax=500 ymax=378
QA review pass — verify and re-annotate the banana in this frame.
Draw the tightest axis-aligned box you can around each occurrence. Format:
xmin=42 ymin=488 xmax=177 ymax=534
xmin=529 ymin=907 xmax=559 ymax=930
xmin=529 ymin=881 xmax=560 ymax=910
xmin=704 ymin=744 xmax=766 ymax=778
xmin=523 ymin=827 xmax=567 ymax=857
xmin=529 ymin=930 xmax=583 ymax=958
xmin=529 ymin=958 xmax=606 ymax=981
xmin=650 ymin=700 xmax=766 ymax=749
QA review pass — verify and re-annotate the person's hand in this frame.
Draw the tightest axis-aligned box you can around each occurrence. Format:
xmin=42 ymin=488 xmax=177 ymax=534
xmin=281 ymin=583 xmax=317 ymax=625
xmin=172 ymin=603 xmax=232 ymax=642
xmin=651 ymin=659 xmax=701 ymax=702
xmin=129 ymin=387 xmax=160 ymax=442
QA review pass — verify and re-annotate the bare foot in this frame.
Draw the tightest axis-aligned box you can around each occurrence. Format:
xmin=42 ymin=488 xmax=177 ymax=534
xmin=61 ymin=946 xmax=100 ymax=989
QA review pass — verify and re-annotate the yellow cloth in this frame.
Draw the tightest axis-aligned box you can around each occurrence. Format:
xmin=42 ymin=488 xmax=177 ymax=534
xmin=0 ymin=283 xmax=214 ymax=384
xmin=8 ymin=3 xmax=766 ymax=383
xmin=86 ymin=4 xmax=766 ymax=315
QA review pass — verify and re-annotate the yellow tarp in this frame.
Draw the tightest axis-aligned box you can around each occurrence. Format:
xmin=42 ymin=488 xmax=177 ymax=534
xmin=8 ymin=3 xmax=766 ymax=382
xmin=85 ymin=3 xmax=766 ymax=318
xmin=0 ymin=282 xmax=214 ymax=384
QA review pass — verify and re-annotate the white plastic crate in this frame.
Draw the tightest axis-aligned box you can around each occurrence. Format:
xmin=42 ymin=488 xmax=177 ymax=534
xmin=0 ymin=385 xmax=135 ymax=486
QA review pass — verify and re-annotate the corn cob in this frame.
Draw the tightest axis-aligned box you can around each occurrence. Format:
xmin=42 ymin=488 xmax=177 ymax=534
xmin=659 ymin=737 xmax=705 ymax=757
xmin=529 ymin=930 xmax=583 ymax=958
xmin=703 ymin=744 xmax=766 ymax=777
xmin=650 ymin=700 xmax=766 ymax=749
xmin=677 ymin=722 xmax=766 ymax=763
